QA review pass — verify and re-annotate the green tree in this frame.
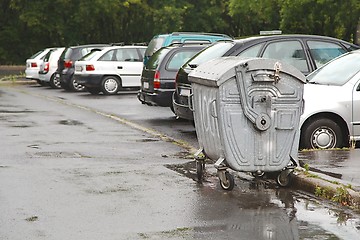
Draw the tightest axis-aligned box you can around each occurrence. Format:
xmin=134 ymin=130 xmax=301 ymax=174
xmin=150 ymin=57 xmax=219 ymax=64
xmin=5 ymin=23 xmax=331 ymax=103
xmin=228 ymin=0 xmax=281 ymax=37
xmin=279 ymin=0 xmax=360 ymax=42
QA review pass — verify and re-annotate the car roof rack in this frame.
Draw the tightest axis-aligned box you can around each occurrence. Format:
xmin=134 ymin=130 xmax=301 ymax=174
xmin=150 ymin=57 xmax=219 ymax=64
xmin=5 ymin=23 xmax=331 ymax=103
xmin=170 ymin=32 xmax=231 ymax=38
xmin=168 ymin=42 xmax=212 ymax=47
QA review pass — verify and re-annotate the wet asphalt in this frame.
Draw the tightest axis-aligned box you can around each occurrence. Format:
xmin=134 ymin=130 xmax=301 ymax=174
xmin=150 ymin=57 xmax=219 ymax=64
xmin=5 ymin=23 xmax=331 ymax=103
xmin=1 ymin=81 xmax=360 ymax=239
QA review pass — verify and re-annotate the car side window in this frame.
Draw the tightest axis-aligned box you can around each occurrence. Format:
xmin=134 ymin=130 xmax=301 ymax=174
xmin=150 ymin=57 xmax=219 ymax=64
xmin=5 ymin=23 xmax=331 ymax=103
xmin=114 ymin=49 xmax=141 ymax=62
xmin=307 ymin=41 xmax=346 ymax=68
xmin=262 ymin=41 xmax=309 ymax=73
xmin=99 ymin=50 xmax=115 ymax=61
xmin=237 ymin=43 xmax=263 ymax=58
xmin=167 ymin=51 xmax=197 ymax=70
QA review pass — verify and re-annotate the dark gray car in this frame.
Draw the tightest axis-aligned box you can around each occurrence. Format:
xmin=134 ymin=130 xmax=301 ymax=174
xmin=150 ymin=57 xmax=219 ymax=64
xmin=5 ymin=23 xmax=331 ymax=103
xmin=58 ymin=44 xmax=110 ymax=91
xmin=138 ymin=43 xmax=209 ymax=112
xmin=173 ymin=34 xmax=359 ymax=122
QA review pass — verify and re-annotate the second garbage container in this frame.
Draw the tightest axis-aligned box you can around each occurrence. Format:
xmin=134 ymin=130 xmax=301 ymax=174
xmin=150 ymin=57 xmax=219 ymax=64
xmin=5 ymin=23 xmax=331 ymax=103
xmin=189 ymin=57 xmax=306 ymax=190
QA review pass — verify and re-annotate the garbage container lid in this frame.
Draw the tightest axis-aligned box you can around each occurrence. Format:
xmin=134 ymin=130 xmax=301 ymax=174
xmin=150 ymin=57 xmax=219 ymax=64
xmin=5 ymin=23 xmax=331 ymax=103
xmin=189 ymin=56 xmax=306 ymax=87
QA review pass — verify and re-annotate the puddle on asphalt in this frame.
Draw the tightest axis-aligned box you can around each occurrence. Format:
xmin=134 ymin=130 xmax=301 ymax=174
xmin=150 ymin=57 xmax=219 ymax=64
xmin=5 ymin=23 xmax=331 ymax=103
xmin=299 ymin=149 xmax=350 ymax=167
xmin=58 ymin=119 xmax=84 ymax=126
xmin=298 ymin=149 xmax=354 ymax=180
xmin=136 ymin=138 xmax=159 ymax=142
xmin=165 ymin=160 xmax=360 ymax=239
xmin=30 ymin=151 xmax=84 ymax=158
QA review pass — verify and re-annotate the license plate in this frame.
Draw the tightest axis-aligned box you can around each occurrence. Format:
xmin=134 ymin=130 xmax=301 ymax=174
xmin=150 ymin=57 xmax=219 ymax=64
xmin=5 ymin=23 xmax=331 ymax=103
xmin=180 ymin=88 xmax=191 ymax=96
xmin=143 ymin=82 xmax=149 ymax=89
xmin=75 ymin=66 xmax=82 ymax=72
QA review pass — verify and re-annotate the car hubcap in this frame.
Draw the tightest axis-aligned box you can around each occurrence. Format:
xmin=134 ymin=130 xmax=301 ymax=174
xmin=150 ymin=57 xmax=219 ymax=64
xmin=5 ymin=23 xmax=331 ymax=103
xmin=104 ymin=79 xmax=118 ymax=93
xmin=311 ymin=127 xmax=336 ymax=149
xmin=53 ymin=74 xmax=61 ymax=88
xmin=73 ymin=79 xmax=85 ymax=91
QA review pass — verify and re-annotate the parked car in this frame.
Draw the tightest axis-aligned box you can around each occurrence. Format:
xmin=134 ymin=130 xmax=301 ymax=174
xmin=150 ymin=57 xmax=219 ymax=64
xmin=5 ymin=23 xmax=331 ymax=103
xmin=74 ymin=45 xmax=146 ymax=95
xmin=300 ymin=50 xmax=360 ymax=149
xmin=144 ymin=32 xmax=232 ymax=65
xmin=38 ymin=47 xmax=65 ymax=88
xmin=173 ymin=34 xmax=359 ymax=121
xmin=58 ymin=44 xmax=110 ymax=91
xmin=138 ymin=43 xmax=209 ymax=111
xmin=25 ymin=48 xmax=55 ymax=84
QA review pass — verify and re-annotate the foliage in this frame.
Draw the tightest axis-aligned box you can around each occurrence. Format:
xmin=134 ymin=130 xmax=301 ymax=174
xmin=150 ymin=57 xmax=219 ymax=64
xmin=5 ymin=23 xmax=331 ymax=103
xmin=0 ymin=0 xmax=359 ymax=64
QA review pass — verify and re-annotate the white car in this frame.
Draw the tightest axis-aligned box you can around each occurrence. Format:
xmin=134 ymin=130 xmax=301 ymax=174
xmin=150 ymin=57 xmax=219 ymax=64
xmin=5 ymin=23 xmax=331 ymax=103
xmin=74 ymin=45 xmax=146 ymax=95
xmin=300 ymin=50 xmax=360 ymax=149
xmin=38 ymin=47 xmax=65 ymax=88
xmin=25 ymin=48 xmax=54 ymax=82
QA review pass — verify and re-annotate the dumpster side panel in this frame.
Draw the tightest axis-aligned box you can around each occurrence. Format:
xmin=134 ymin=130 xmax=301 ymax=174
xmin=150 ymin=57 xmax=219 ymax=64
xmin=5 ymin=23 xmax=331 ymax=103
xmin=192 ymin=82 xmax=223 ymax=161
xmin=219 ymin=71 xmax=303 ymax=172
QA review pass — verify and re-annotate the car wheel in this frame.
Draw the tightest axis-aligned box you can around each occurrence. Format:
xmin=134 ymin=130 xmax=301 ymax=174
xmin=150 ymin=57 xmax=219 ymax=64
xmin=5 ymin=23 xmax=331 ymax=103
xmin=70 ymin=77 xmax=85 ymax=92
xmin=301 ymin=118 xmax=344 ymax=149
xmin=50 ymin=73 xmax=61 ymax=89
xmin=101 ymin=76 xmax=120 ymax=95
xmin=87 ymin=87 xmax=101 ymax=95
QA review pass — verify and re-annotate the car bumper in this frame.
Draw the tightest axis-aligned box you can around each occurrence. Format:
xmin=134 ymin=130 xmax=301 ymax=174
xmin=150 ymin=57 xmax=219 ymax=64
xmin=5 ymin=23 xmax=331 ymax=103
xmin=137 ymin=89 xmax=173 ymax=107
xmin=75 ymin=74 xmax=103 ymax=87
xmin=172 ymin=92 xmax=194 ymax=120
xmin=25 ymin=69 xmax=40 ymax=80
xmin=60 ymin=68 xmax=74 ymax=84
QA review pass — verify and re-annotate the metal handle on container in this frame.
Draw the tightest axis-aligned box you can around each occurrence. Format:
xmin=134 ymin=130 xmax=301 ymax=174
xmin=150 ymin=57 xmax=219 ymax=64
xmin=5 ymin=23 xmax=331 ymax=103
xmin=189 ymin=93 xmax=194 ymax=112
xmin=235 ymin=65 xmax=272 ymax=131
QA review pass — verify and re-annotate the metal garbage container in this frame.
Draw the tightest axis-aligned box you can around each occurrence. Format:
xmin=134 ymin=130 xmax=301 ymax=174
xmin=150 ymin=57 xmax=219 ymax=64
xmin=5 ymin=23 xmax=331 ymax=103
xmin=189 ymin=57 xmax=305 ymax=190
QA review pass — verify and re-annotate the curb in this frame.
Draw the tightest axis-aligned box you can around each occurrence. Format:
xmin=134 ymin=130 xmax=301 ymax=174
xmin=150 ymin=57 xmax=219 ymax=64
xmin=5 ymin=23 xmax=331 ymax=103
xmin=293 ymin=171 xmax=360 ymax=210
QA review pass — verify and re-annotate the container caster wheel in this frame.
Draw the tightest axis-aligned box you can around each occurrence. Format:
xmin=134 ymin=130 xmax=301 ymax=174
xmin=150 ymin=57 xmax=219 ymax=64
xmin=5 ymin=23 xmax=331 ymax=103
xmin=219 ymin=171 xmax=235 ymax=191
xmin=276 ymin=171 xmax=292 ymax=187
xmin=251 ymin=171 xmax=265 ymax=178
xmin=196 ymin=161 xmax=205 ymax=181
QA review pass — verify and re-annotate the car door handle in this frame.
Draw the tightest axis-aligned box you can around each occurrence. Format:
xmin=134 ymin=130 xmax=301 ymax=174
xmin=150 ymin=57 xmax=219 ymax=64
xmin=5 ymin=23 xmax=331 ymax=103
xmin=117 ymin=66 xmax=123 ymax=69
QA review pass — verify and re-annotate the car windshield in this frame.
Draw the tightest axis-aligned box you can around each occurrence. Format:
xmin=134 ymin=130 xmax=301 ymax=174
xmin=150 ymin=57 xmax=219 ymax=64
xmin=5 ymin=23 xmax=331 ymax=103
xmin=185 ymin=41 xmax=235 ymax=67
xmin=145 ymin=47 xmax=171 ymax=70
xmin=307 ymin=52 xmax=360 ymax=86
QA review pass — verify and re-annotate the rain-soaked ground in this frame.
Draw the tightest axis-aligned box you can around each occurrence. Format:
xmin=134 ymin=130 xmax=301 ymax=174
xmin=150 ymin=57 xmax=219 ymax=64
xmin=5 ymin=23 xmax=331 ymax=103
xmin=299 ymin=150 xmax=360 ymax=191
xmin=1 ymin=83 xmax=360 ymax=239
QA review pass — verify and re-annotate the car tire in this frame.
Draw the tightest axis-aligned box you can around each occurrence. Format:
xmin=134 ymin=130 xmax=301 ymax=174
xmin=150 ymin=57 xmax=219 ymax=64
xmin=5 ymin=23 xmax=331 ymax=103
xmin=101 ymin=76 xmax=120 ymax=95
xmin=49 ymin=73 xmax=61 ymax=89
xmin=300 ymin=118 xmax=344 ymax=149
xmin=87 ymin=87 xmax=101 ymax=95
xmin=70 ymin=77 xmax=85 ymax=92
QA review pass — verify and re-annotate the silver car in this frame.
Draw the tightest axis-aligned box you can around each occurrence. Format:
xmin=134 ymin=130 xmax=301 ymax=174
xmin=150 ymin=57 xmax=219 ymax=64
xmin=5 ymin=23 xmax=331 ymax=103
xmin=300 ymin=50 xmax=360 ymax=149
xmin=38 ymin=47 xmax=65 ymax=88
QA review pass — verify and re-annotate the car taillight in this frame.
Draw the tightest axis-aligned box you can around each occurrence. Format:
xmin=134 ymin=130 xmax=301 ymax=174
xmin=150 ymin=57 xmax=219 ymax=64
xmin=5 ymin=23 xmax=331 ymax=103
xmin=31 ymin=62 xmax=37 ymax=68
xmin=153 ymin=70 xmax=160 ymax=89
xmin=44 ymin=62 xmax=49 ymax=73
xmin=64 ymin=60 xmax=73 ymax=68
xmin=86 ymin=65 xmax=95 ymax=71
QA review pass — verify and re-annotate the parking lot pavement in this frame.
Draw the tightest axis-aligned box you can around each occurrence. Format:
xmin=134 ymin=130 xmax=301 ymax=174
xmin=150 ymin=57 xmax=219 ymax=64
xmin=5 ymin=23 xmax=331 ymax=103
xmin=2 ymin=79 xmax=360 ymax=210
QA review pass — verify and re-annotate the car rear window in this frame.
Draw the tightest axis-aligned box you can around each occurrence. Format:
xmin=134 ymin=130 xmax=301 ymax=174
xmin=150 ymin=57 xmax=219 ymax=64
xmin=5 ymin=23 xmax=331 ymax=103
xmin=145 ymin=48 xmax=171 ymax=70
xmin=145 ymin=37 xmax=165 ymax=57
xmin=63 ymin=48 xmax=73 ymax=60
xmin=167 ymin=50 xmax=200 ymax=70
xmin=307 ymin=52 xmax=360 ymax=86
xmin=29 ymin=50 xmax=44 ymax=59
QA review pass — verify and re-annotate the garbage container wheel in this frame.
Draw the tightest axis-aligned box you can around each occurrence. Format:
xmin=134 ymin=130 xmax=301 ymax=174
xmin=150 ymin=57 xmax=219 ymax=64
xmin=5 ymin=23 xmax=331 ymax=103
xmin=196 ymin=161 xmax=205 ymax=182
xmin=219 ymin=172 xmax=235 ymax=191
xmin=276 ymin=171 xmax=292 ymax=187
